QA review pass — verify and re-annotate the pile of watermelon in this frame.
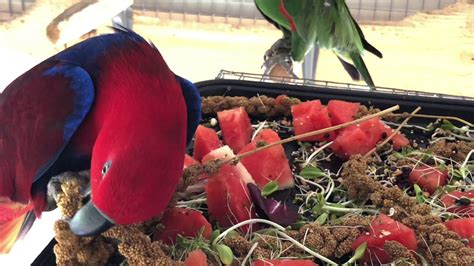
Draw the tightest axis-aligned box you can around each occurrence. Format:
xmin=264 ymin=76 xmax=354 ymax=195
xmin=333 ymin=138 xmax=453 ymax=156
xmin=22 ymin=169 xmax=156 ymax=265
xmin=153 ymin=98 xmax=473 ymax=265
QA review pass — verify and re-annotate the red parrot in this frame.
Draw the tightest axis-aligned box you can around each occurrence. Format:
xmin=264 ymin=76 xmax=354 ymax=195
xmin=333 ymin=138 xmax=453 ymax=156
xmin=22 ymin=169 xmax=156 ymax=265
xmin=0 ymin=28 xmax=201 ymax=253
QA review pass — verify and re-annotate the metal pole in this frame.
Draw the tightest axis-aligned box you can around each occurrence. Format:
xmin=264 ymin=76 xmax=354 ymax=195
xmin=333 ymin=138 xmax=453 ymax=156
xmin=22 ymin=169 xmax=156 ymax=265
xmin=357 ymin=0 xmax=362 ymax=20
xmin=373 ymin=0 xmax=377 ymax=20
xmin=302 ymin=46 xmax=320 ymax=80
xmin=388 ymin=0 xmax=393 ymax=20
xmin=8 ymin=0 xmax=12 ymax=17
xmin=404 ymin=0 xmax=409 ymax=17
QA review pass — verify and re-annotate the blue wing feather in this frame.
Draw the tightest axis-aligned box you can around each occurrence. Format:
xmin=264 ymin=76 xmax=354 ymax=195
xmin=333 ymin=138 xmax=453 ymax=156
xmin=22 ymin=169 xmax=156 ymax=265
xmin=33 ymin=64 xmax=94 ymax=183
xmin=175 ymin=75 xmax=202 ymax=145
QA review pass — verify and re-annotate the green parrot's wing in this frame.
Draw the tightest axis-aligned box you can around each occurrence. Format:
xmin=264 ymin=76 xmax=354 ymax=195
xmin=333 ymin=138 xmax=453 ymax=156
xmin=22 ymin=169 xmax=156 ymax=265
xmin=290 ymin=34 xmax=312 ymax=62
xmin=255 ymin=0 xmax=293 ymax=31
xmin=350 ymin=52 xmax=375 ymax=88
xmin=337 ymin=56 xmax=361 ymax=81
xmin=282 ymin=0 xmax=319 ymax=61
xmin=345 ymin=5 xmax=383 ymax=58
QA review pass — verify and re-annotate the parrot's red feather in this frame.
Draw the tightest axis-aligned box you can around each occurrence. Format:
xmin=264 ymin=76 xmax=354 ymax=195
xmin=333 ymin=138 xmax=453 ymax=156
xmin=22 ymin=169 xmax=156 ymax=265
xmin=279 ymin=0 xmax=296 ymax=32
xmin=0 ymin=62 xmax=81 ymax=204
xmin=0 ymin=197 xmax=32 ymax=254
xmin=81 ymin=40 xmax=187 ymax=224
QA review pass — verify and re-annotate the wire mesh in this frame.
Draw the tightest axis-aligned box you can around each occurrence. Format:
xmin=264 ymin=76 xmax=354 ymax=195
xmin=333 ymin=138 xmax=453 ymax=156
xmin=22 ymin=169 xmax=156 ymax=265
xmin=0 ymin=0 xmax=34 ymax=21
xmin=215 ymin=70 xmax=473 ymax=102
xmin=133 ymin=0 xmax=458 ymax=22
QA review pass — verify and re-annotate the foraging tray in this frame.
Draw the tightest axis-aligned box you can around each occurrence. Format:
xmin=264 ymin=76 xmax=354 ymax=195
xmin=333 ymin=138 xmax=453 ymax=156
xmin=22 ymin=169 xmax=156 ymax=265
xmin=32 ymin=73 xmax=474 ymax=265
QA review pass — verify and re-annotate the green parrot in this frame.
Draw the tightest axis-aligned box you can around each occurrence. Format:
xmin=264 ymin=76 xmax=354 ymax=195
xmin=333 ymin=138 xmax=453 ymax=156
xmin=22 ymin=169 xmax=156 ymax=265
xmin=255 ymin=0 xmax=383 ymax=87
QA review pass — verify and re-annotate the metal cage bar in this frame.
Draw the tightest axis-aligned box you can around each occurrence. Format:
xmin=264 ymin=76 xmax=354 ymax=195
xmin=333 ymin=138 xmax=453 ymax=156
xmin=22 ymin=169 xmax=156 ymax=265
xmin=215 ymin=70 xmax=473 ymax=102
xmin=132 ymin=0 xmax=458 ymax=23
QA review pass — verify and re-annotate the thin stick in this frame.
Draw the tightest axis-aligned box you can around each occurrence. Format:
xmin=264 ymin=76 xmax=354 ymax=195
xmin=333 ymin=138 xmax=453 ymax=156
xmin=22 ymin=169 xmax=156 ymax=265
xmin=220 ymin=105 xmax=400 ymax=166
xmin=364 ymin=107 xmax=421 ymax=158
xmin=393 ymin=113 xmax=473 ymax=127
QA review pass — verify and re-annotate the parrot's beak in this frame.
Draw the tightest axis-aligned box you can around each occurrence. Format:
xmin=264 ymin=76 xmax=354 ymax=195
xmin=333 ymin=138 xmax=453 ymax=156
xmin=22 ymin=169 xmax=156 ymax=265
xmin=69 ymin=200 xmax=114 ymax=236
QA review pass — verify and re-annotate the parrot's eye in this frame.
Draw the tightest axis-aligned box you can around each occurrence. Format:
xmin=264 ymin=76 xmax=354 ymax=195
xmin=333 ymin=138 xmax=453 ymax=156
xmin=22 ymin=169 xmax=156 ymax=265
xmin=102 ymin=161 xmax=112 ymax=176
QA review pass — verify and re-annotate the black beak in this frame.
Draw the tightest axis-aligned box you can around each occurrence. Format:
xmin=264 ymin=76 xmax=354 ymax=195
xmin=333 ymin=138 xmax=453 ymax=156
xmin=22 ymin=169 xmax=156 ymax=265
xmin=69 ymin=200 xmax=114 ymax=236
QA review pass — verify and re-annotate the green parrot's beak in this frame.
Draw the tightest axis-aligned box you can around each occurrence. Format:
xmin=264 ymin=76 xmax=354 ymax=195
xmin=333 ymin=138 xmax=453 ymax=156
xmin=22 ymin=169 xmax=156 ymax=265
xmin=69 ymin=200 xmax=114 ymax=236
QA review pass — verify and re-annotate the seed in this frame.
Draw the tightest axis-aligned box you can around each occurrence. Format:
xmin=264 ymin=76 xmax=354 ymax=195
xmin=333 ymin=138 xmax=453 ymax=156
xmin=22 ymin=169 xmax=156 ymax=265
xmin=210 ymin=118 xmax=218 ymax=127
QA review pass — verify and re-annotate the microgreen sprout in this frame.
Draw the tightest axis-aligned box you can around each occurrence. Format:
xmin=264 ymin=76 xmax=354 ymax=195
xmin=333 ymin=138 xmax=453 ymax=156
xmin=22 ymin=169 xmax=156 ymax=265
xmin=261 ymin=181 xmax=279 ymax=197
xmin=343 ymin=242 xmax=367 ymax=265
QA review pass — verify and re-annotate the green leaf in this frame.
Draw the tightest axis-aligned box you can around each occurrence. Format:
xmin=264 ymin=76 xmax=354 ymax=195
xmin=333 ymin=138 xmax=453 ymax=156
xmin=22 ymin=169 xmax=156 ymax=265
xmin=214 ymin=244 xmax=234 ymax=265
xmin=261 ymin=181 xmax=279 ymax=197
xmin=438 ymin=163 xmax=447 ymax=172
xmin=290 ymin=220 xmax=306 ymax=230
xmin=414 ymin=184 xmax=426 ymax=203
xmin=311 ymin=193 xmax=326 ymax=215
xmin=352 ymin=242 xmax=368 ymax=262
xmin=315 ymin=213 xmax=328 ymax=225
xmin=440 ymin=119 xmax=457 ymax=131
xmin=210 ymin=229 xmax=220 ymax=243
xmin=299 ymin=166 xmax=327 ymax=180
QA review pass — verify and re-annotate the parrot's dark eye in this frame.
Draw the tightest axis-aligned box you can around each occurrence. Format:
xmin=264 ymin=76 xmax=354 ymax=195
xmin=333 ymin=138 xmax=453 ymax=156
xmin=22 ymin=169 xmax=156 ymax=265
xmin=102 ymin=161 xmax=112 ymax=176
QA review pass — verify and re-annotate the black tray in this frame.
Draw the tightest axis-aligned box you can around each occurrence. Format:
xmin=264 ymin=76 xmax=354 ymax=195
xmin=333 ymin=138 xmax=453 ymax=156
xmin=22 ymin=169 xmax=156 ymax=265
xmin=32 ymin=78 xmax=474 ymax=266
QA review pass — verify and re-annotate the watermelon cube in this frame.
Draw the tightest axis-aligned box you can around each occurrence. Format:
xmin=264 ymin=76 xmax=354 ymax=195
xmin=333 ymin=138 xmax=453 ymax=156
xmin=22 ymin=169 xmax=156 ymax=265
xmin=203 ymin=146 xmax=256 ymax=232
xmin=331 ymin=118 xmax=383 ymax=159
xmin=291 ymin=100 xmax=335 ymax=142
xmin=239 ymin=129 xmax=294 ymax=189
xmin=352 ymin=214 xmax=417 ymax=264
xmin=378 ymin=122 xmax=410 ymax=151
xmin=184 ymin=249 xmax=208 ymax=266
xmin=154 ymin=207 xmax=212 ymax=245
xmin=444 ymin=218 xmax=474 ymax=248
xmin=441 ymin=190 xmax=474 ymax=218
xmin=193 ymin=125 xmax=222 ymax=161
xmin=327 ymin=100 xmax=360 ymax=126
xmin=409 ymin=166 xmax=448 ymax=194
xmin=217 ymin=107 xmax=253 ymax=153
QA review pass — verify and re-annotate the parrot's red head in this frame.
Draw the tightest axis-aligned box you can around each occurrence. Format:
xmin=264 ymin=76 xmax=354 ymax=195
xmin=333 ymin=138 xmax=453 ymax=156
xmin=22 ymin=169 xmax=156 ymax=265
xmin=70 ymin=37 xmax=188 ymax=234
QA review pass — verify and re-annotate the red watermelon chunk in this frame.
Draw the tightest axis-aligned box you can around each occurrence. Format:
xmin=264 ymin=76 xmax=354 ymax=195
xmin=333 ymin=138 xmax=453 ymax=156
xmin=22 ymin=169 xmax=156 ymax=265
xmin=291 ymin=100 xmax=335 ymax=142
xmin=203 ymin=146 xmax=256 ymax=232
xmin=184 ymin=154 xmax=207 ymax=180
xmin=444 ymin=218 xmax=474 ymax=248
xmin=239 ymin=129 xmax=294 ymax=189
xmin=184 ymin=249 xmax=208 ymax=266
xmin=408 ymin=165 xmax=448 ymax=194
xmin=327 ymin=100 xmax=360 ymax=126
xmin=154 ymin=207 xmax=212 ymax=245
xmin=441 ymin=190 xmax=474 ymax=217
xmin=217 ymin=107 xmax=253 ymax=153
xmin=352 ymin=214 xmax=417 ymax=264
xmin=378 ymin=122 xmax=410 ymax=151
xmin=193 ymin=125 xmax=222 ymax=162
xmin=331 ymin=118 xmax=383 ymax=159
xmin=252 ymin=259 xmax=318 ymax=266
xmin=184 ymin=154 xmax=200 ymax=169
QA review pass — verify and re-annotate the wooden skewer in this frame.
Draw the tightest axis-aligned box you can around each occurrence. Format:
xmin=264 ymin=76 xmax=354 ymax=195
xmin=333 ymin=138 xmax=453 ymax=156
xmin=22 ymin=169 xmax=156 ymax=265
xmin=364 ymin=107 xmax=422 ymax=158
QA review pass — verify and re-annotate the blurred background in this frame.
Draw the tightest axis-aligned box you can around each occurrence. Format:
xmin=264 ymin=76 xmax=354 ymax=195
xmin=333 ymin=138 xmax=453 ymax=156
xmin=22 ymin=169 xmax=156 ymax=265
xmin=0 ymin=0 xmax=473 ymax=95
xmin=0 ymin=0 xmax=472 ymax=264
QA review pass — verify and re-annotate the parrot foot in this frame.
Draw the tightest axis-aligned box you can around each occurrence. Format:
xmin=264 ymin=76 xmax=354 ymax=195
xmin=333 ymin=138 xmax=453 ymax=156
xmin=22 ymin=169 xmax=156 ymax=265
xmin=262 ymin=38 xmax=298 ymax=79
xmin=45 ymin=170 xmax=90 ymax=212
xmin=264 ymin=37 xmax=292 ymax=62
xmin=262 ymin=53 xmax=298 ymax=79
